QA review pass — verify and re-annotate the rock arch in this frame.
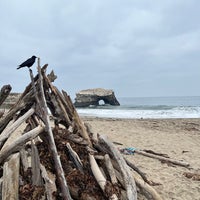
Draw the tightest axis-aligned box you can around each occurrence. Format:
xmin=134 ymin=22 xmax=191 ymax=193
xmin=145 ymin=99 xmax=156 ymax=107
xmin=74 ymin=88 xmax=120 ymax=107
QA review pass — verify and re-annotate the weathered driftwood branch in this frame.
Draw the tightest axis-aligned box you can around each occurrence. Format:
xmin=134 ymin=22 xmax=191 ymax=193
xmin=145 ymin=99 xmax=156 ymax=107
xmin=37 ymin=63 xmax=72 ymax=200
xmin=31 ymin=141 xmax=43 ymax=186
xmin=0 ymin=125 xmax=44 ymax=164
xmin=62 ymin=90 xmax=93 ymax=147
xmin=135 ymin=149 xmax=190 ymax=168
xmin=0 ymin=108 xmax=35 ymax=147
xmin=0 ymin=84 xmax=12 ymax=106
xmin=89 ymin=154 xmax=107 ymax=190
xmin=42 ymin=73 xmax=71 ymax=127
xmin=125 ymin=158 xmax=150 ymax=184
xmin=0 ymin=120 xmax=14 ymax=148
xmin=99 ymin=135 xmax=137 ymax=200
xmin=66 ymin=142 xmax=83 ymax=172
xmin=67 ymin=134 xmax=88 ymax=145
xmin=0 ymin=178 xmax=2 ymax=198
xmin=0 ymin=104 xmax=24 ymax=133
xmin=89 ymin=154 xmax=118 ymax=200
xmin=0 ymin=91 xmax=34 ymax=133
xmin=40 ymin=164 xmax=56 ymax=200
xmin=1 ymin=121 xmax=22 ymax=200
xmin=143 ymin=149 xmax=169 ymax=158
xmin=47 ymin=70 xmax=57 ymax=82
xmin=20 ymin=148 xmax=29 ymax=172
xmin=84 ymin=122 xmax=98 ymax=143
xmin=0 ymin=110 xmax=4 ymax=119
xmin=29 ymin=68 xmax=40 ymax=104
xmin=2 ymin=153 xmax=20 ymax=200
xmin=104 ymin=154 xmax=118 ymax=184
xmin=132 ymin=171 xmax=163 ymax=200
xmin=54 ymin=87 xmax=72 ymax=122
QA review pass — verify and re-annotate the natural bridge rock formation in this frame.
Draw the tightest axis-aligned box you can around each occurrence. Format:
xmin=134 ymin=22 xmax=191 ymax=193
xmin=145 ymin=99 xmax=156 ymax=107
xmin=74 ymin=88 xmax=120 ymax=107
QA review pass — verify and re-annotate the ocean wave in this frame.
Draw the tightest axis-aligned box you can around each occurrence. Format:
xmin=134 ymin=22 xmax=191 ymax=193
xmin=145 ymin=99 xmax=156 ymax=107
xmin=77 ymin=106 xmax=200 ymax=119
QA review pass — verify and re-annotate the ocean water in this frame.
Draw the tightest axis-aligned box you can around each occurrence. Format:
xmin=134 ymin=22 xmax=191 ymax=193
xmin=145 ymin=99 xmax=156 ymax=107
xmin=76 ymin=96 xmax=200 ymax=119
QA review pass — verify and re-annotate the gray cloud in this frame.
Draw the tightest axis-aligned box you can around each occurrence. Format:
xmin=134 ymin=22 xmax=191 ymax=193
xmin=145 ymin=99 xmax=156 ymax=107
xmin=0 ymin=0 xmax=199 ymax=98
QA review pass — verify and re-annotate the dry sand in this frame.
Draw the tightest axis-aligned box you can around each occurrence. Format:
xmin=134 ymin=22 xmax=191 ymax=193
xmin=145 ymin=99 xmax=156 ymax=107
xmin=82 ymin=117 xmax=200 ymax=200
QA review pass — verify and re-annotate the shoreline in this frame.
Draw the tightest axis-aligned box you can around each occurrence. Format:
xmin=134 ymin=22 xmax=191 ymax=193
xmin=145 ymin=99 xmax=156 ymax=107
xmin=81 ymin=115 xmax=200 ymax=120
xmin=82 ymin=117 xmax=200 ymax=200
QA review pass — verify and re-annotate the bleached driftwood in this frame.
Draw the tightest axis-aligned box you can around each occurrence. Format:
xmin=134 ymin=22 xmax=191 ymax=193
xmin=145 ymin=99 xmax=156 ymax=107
xmin=53 ymin=87 xmax=72 ymax=124
xmin=0 ymin=125 xmax=44 ymax=164
xmin=67 ymin=134 xmax=88 ymax=145
xmin=104 ymin=154 xmax=118 ymax=184
xmin=40 ymin=164 xmax=56 ymax=200
xmin=99 ymin=135 xmax=137 ymax=200
xmin=47 ymin=70 xmax=57 ymax=82
xmin=0 ymin=178 xmax=2 ymax=199
xmin=84 ymin=122 xmax=98 ymax=143
xmin=62 ymin=90 xmax=93 ymax=147
xmin=2 ymin=153 xmax=20 ymax=200
xmin=125 ymin=158 xmax=150 ymax=184
xmin=89 ymin=154 xmax=106 ymax=190
xmin=42 ymin=74 xmax=71 ymax=127
xmin=0 ymin=108 xmax=35 ymax=147
xmin=132 ymin=171 xmax=163 ymax=200
xmin=31 ymin=141 xmax=43 ymax=186
xmin=66 ymin=142 xmax=83 ymax=172
xmin=20 ymin=148 xmax=30 ymax=172
xmin=89 ymin=154 xmax=118 ymax=200
xmin=0 ymin=92 xmax=34 ymax=133
xmin=29 ymin=68 xmax=40 ymax=106
xmin=1 ymin=121 xmax=22 ymax=200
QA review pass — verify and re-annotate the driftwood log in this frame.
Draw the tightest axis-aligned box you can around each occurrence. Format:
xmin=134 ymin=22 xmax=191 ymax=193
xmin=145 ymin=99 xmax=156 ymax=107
xmin=135 ymin=149 xmax=190 ymax=168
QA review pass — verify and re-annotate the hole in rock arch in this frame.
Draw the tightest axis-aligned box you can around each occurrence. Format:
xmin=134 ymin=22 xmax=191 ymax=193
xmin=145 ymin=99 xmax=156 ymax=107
xmin=98 ymin=99 xmax=105 ymax=105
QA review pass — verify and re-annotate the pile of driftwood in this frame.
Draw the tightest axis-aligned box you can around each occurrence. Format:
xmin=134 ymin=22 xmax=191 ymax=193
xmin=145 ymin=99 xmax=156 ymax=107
xmin=0 ymin=59 xmax=165 ymax=200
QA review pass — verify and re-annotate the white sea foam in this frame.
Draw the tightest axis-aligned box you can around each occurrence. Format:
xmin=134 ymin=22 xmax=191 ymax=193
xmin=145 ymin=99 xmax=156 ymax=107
xmin=77 ymin=106 xmax=200 ymax=119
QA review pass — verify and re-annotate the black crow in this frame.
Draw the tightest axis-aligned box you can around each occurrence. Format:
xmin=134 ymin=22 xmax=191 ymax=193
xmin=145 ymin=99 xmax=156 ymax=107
xmin=17 ymin=55 xmax=37 ymax=69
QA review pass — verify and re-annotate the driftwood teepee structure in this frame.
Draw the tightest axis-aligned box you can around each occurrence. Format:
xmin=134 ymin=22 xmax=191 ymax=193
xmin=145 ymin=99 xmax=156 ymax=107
xmin=0 ymin=59 xmax=164 ymax=200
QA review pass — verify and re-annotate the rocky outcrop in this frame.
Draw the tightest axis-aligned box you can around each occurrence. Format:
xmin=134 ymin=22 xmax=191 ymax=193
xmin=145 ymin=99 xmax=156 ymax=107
xmin=0 ymin=93 xmax=21 ymax=109
xmin=74 ymin=88 xmax=120 ymax=107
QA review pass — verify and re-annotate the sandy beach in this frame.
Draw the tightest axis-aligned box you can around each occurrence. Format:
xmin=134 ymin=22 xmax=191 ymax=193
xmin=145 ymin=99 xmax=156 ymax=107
xmin=82 ymin=117 xmax=200 ymax=200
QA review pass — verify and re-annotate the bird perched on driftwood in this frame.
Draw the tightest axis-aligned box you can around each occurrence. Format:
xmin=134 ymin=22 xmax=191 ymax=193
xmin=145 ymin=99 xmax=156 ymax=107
xmin=17 ymin=55 xmax=37 ymax=69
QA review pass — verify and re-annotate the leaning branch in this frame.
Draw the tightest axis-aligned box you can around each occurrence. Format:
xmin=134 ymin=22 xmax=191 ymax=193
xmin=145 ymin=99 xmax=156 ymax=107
xmin=37 ymin=62 xmax=72 ymax=200
xmin=0 ymin=125 xmax=44 ymax=164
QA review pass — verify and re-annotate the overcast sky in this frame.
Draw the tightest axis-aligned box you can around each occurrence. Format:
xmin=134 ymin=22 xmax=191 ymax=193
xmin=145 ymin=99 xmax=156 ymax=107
xmin=0 ymin=0 xmax=199 ymax=98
